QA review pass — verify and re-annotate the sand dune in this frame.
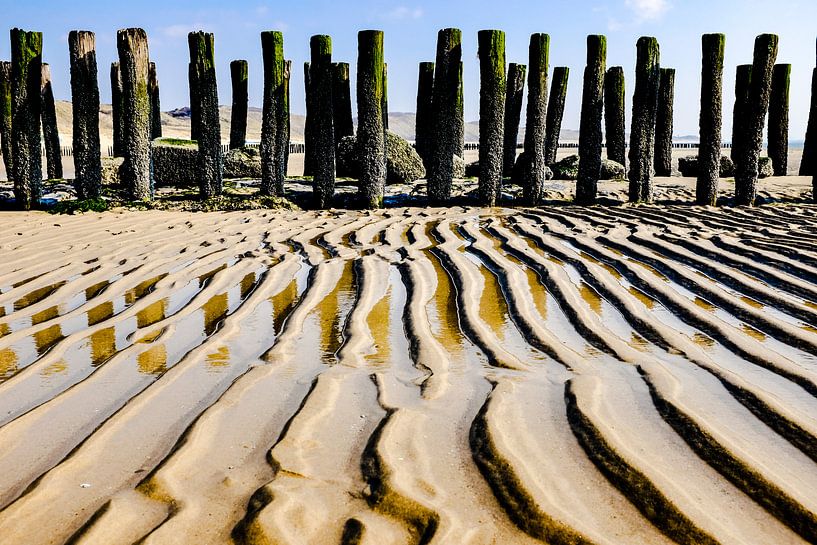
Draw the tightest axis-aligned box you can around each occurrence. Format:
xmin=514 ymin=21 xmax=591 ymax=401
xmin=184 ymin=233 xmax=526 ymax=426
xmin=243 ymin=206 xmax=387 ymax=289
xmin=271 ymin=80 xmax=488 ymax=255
xmin=1 ymin=202 xmax=817 ymax=544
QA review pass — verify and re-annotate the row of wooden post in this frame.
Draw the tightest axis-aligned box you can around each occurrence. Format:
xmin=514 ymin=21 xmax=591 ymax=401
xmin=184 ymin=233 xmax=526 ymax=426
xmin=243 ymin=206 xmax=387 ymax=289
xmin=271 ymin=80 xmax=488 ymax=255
xmin=0 ymin=27 xmax=811 ymax=211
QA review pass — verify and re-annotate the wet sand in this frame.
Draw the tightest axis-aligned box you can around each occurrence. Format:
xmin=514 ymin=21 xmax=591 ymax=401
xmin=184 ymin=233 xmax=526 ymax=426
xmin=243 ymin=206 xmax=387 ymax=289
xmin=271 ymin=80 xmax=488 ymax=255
xmin=1 ymin=195 xmax=817 ymax=544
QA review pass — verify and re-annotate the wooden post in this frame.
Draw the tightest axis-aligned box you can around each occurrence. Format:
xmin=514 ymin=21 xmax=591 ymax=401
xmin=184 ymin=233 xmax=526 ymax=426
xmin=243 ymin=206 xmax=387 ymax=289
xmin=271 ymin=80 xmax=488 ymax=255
xmin=110 ymin=62 xmax=124 ymax=157
xmin=310 ymin=35 xmax=335 ymax=208
xmin=427 ymin=28 xmax=462 ymax=203
xmin=382 ymin=62 xmax=389 ymax=131
xmin=544 ymin=66 xmax=568 ymax=165
xmin=117 ymin=27 xmax=152 ymax=201
xmin=654 ymin=68 xmax=675 ymax=177
xmin=188 ymin=61 xmax=200 ymax=141
xmin=303 ymin=61 xmax=314 ymax=176
xmin=697 ymin=33 xmax=726 ymax=205
xmin=229 ymin=60 xmax=248 ymax=149
xmin=0 ymin=62 xmax=13 ymax=180
xmin=477 ymin=30 xmax=506 ymax=206
xmin=281 ymin=60 xmax=291 ymax=179
xmin=730 ymin=64 xmax=752 ymax=166
xmin=456 ymin=61 xmax=464 ymax=158
xmin=357 ymin=30 xmax=386 ymax=209
xmin=603 ymin=66 xmax=626 ymax=167
xmin=68 ymin=30 xmax=102 ymax=199
xmin=10 ymin=28 xmax=43 ymax=209
xmin=148 ymin=62 xmax=161 ymax=140
xmin=576 ymin=35 xmax=606 ymax=205
xmin=40 ymin=64 xmax=62 ymax=180
xmin=767 ymin=63 xmax=790 ymax=176
xmin=415 ymin=61 xmax=434 ymax=171
xmin=260 ymin=30 xmax=287 ymax=196
xmin=332 ymin=62 xmax=354 ymax=147
xmin=522 ymin=33 xmax=549 ymax=204
xmin=628 ymin=36 xmax=660 ymax=204
xmin=502 ymin=62 xmax=526 ymax=178
xmin=188 ymin=31 xmax=222 ymax=199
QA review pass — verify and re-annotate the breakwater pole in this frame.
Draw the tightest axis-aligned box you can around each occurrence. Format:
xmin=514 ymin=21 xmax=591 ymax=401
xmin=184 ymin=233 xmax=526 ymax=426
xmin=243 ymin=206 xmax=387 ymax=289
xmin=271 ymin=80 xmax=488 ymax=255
xmin=0 ymin=62 xmax=12 ymax=178
xmin=522 ymin=33 xmax=549 ymax=204
xmin=415 ymin=61 xmax=434 ymax=171
xmin=148 ymin=62 xmax=161 ymax=140
xmin=628 ymin=36 xmax=660 ymax=204
xmin=603 ymin=66 xmax=626 ymax=167
xmin=654 ymin=67 xmax=675 ymax=177
xmin=68 ymin=30 xmax=102 ymax=199
xmin=502 ymin=62 xmax=526 ymax=178
xmin=310 ymin=35 xmax=336 ymax=208
xmin=734 ymin=34 xmax=778 ymax=206
xmin=697 ymin=33 xmax=725 ymax=206
xmin=357 ymin=30 xmax=386 ymax=209
xmin=110 ymin=62 xmax=124 ymax=157
xmin=229 ymin=60 xmax=248 ymax=149
xmin=117 ymin=28 xmax=152 ymax=201
xmin=382 ymin=62 xmax=389 ymax=131
xmin=477 ymin=29 xmax=506 ymax=206
xmin=332 ymin=62 xmax=354 ymax=148
xmin=40 ymin=63 xmax=62 ymax=180
xmin=544 ymin=66 xmax=568 ymax=166
xmin=303 ymin=61 xmax=314 ymax=177
xmin=260 ymin=30 xmax=287 ymax=196
xmin=730 ymin=64 xmax=752 ymax=166
xmin=767 ymin=63 xmax=790 ymax=176
xmin=11 ymin=28 xmax=43 ymax=209
xmin=802 ymin=40 xmax=817 ymax=176
xmin=427 ymin=28 xmax=462 ymax=203
xmin=456 ymin=61 xmax=465 ymax=159
xmin=189 ymin=31 xmax=222 ymax=198
xmin=576 ymin=34 xmax=606 ymax=205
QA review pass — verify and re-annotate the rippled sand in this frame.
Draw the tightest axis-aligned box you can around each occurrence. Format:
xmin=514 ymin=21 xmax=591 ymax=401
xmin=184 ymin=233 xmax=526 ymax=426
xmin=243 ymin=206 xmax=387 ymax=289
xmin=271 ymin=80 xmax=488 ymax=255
xmin=1 ymin=201 xmax=817 ymax=544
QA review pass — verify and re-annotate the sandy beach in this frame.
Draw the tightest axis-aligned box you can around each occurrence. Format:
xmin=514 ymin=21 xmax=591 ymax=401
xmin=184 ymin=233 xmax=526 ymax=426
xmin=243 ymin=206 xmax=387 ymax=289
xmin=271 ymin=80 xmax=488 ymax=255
xmin=1 ymin=182 xmax=817 ymax=544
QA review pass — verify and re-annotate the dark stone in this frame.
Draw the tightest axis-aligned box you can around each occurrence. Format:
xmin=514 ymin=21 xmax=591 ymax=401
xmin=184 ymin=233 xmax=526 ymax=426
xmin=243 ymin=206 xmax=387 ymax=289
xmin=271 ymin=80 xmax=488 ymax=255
xmin=604 ymin=66 xmax=626 ymax=167
xmin=511 ymin=152 xmax=552 ymax=184
xmin=357 ymin=30 xmax=386 ymax=208
xmin=477 ymin=29 xmax=506 ymax=206
xmin=521 ymin=33 xmax=550 ymax=204
xmin=152 ymin=138 xmax=198 ymax=186
xmin=654 ymin=68 xmax=675 ymax=177
xmin=552 ymin=154 xmax=580 ymax=180
xmin=332 ymin=62 xmax=354 ymax=148
xmin=40 ymin=64 xmax=62 ymax=180
xmin=229 ymin=60 xmax=248 ymax=149
xmin=415 ymin=61 xmax=434 ymax=171
xmin=697 ymin=34 xmax=726 ymax=205
xmin=758 ymin=156 xmax=773 ymax=178
xmin=427 ymin=28 xmax=462 ymax=203
xmin=502 ymin=63 xmax=526 ymax=178
xmin=576 ymin=35 xmax=606 ymax=205
xmin=69 ymin=30 xmax=102 ymax=199
xmin=545 ymin=66 xmax=569 ymax=166
xmin=117 ymin=28 xmax=152 ymax=201
xmin=628 ymin=36 xmax=660 ymax=203
xmin=260 ymin=31 xmax=288 ymax=196
xmin=100 ymin=156 xmax=124 ymax=185
xmin=148 ymin=62 xmax=161 ymax=140
xmin=110 ymin=62 xmax=124 ymax=158
xmin=679 ymin=154 xmax=734 ymax=178
xmin=224 ymin=146 xmax=261 ymax=178
xmin=0 ymin=62 xmax=12 ymax=179
xmin=336 ymin=132 xmax=424 ymax=184
xmin=601 ymin=158 xmax=626 ymax=180
xmin=734 ymin=34 xmax=778 ymax=206
xmin=767 ymin=63 xmax=790 ymax=176
xmin=10 ymin=28 xmax=43 ymax=209
xmin=310 ymin=35 xmax=336 ymax=208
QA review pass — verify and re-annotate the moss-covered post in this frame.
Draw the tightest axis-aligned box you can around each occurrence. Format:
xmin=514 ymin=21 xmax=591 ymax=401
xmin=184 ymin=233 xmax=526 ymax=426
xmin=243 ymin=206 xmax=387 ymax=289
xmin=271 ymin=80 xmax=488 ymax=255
xmin=117 ymin=28 xmax=152 ymax=201
xmin=10 ymin=28 xmax=43 ymax=209
xmin=730 ymin=64 xmax=752 ymax=166
xmin=40 ymin=64 xmax=62 ymax=180
xmin=576 ymin=35 xmax=606 ymax=205
xmin=148 ymin=62 xmax=161 ymax=140
xmin=697 ymin=33 xmax=726 ymax=206
xmin=382 ymin=62 xmax=389 ymax=131
xmin=332 ymin=62 xmax=354 ymax=148
xmin=767 ymin=63 xmax=790 ymax=176
xmin=415 ymin=61 xmax=434 ymax=170
xmin=801 ymin=42 xmax=817 ymax=176
xmin=654 ymin=68 xmax=674 ymax=177
xmin=734 ymin=34 xmax=778 ymax=206
xmin=522 ymin=33 xmax=549 ymax=204
xmin=477 ymin=30 xmax=506 ymax=206
xmin=502 ymin=62 xmax=526 ymax=178
xmin=110 ymin=62 xmax=124 ymax=157
xmin=544 ymin=66 xmax=568 ymax=165
xmin=310 ymin=35 xmax=335 ymax=208
xmin=188 ymin=31 xmax=222 ymax=199
xmin=260 ymin=30 xmax=287 ymax=196
xmin=68 ymin=30 xmax=102 ymax=199
xmin=603 ymin=66 xmax=625 ymax=167
xmin=456 ymin=61 xmax=465 ymax=158
xmin=303 ymin=61 xmax=314 ymax=177
xmin=0 ymin=62 xmax=12 ymax=179
xmin=628 ymin=36 xmax=660 ymax=204
xmin=428 ymin=28 xmax=462 ymax=203
xmin=229 ymin=60 xmax=248 ymax=149
xmin=357 ymin=30 xmax=386 ymax=208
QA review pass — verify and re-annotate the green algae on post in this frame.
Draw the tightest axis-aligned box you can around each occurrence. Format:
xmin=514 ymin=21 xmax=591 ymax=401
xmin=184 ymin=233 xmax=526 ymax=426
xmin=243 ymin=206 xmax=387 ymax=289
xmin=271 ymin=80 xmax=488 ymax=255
xmin=260 ymin=30 xmax=287 ymax=196
xmin=117 ymin=28 xmax=152 ymax=201
xmin=697 ymin=33 xmax=726 ymax=206
xmin=10 ymin=28 xmax=43 ymax=210
xmin=477 ymin=29 xmax=506 ymax=207
xmin=576 ymin=34 xmax=606 ymax=205
xmin=356 ymin=30 xmax=386 ymax=209
xmin=428 ymin=28 xmax=462 ymax=203
xmin=68 ymin=30 xmax=102 ymax=199
xmin=522 ymin=33 xmax=550 ymax=204
xmin=310 ymin=34 xmax=336 ymax=209
xmin=628 ymin=36 xmax=660 ymax=204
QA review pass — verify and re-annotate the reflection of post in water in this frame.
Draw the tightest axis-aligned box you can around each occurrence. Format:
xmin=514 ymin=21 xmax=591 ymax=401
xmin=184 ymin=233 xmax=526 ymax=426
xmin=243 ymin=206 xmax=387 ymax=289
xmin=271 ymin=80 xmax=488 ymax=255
xmin=0 ymin=348 xmax=18 ymax=379
xmin=137 ymin=344 xmax=167 ymax=375
xmin=90 ymin=326 xmax=116 ymax=365
xmin=317 ymin=260 xmax=356 ymax=363
xmin=136 ymin=299 xmax=167 ymax=328
xmin=31 ymin=305 xmax=58 ymax=326
xmin=34 ymin=323 xmax=63 ymax=356
xmin=476 ymin=264 xmax=509 ymax=342
xmin=125 ymin=274 xmax=166 ymax=306
xmin=205 ymin=345 xmax=230 ymax=371
xmin=86 ymin=300 xmax=114 ymax=326
xmin=366 ymin=287 xmax=391 ymax=365
xmin=423 ymin=248 xmax=463 ymax=355
xmin=271 ymin=278 xmax=298 ymax=336
xmin=580 ymin=282 xmax=604 ymax=316
xmin=202 ymin=293 xmax=228 ymax=337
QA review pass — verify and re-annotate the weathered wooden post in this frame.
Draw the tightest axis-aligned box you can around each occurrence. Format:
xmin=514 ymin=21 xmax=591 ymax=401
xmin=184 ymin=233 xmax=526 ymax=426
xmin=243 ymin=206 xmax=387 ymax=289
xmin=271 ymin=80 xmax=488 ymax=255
xmin=544 ymin=66 xmax=568 ymax=165
xmin=767 ymin=63 xmax=790 ymax=176
xmin=117 ymin=28 xmax=152 ymax=201
xmin=603 ymin=66 xmax=626 ymax=167
xmin=310 ymin=35 xmax=335 ymax=208
xmin=456 ymin=61 xmax=464 ymax=158
xmin=188 ymin=62 xmax=200 ymax=141
xmin=382 ymin=62 xmax=389 ymax=131
xmin=654 ymin=68 xmax=675 ymax=177
xmin=0 ymin=62 xmax=12 ymax=178
xmin=730 ymin=64 xmax=751 ymax=166
xmin=502 ymin=62 xmax=526 ymax=178
xmin=415 ymin=61 xmax=434 ymax=170
xmin=522 ymin=33 xmax=549 ymax=204
xmin=303 ymin=61 xmax=314 ymax=176
xmin=628 ymin=36 xmax=660 ymax=204
xmin=110 ymin=62 xmax=124 ymax=157
xmin=477 ymin=30 xmax=506 ymax=206
xmin=428 ymin=28 xmax=462 ymax=203
xmin=229 ymin=60 xmax=248 ymax=149
xmin=802 ymin=41 xmax=817 ymax=176
xmin=68 ymin=30 xmax=102 ymax=199
xmin=697 ymin=34 xmax=725 ymax=206
xmin=260 ymin=30 xmax=287 ymax=196
xmin=10 ymin=28 xmax=43 ymax=209
xmin=189 ymin=31 xmax=222 ymax=199
xmin=332 ymin=62 xmax=354 ymax=147
xmin=576 ymin=35 xmax=606 ymax=205
xmin=40 ymin=64 xmax=62 ymax=180
xmin=734 ymin=34 xmax=778 ymax=206
xmin=148 ymin=62 xmax=161 ymax=140
xmin=281 ymin=60 xmax=291 ymax=179
xmin=357 ymin=30 xmax=386 ymax=208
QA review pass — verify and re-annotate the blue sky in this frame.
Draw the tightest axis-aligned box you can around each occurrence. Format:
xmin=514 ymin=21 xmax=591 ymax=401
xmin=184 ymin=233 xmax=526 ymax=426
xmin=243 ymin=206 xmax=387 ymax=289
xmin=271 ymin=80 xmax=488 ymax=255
xmin=1 ymin=0 xmax=815 ymax=137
